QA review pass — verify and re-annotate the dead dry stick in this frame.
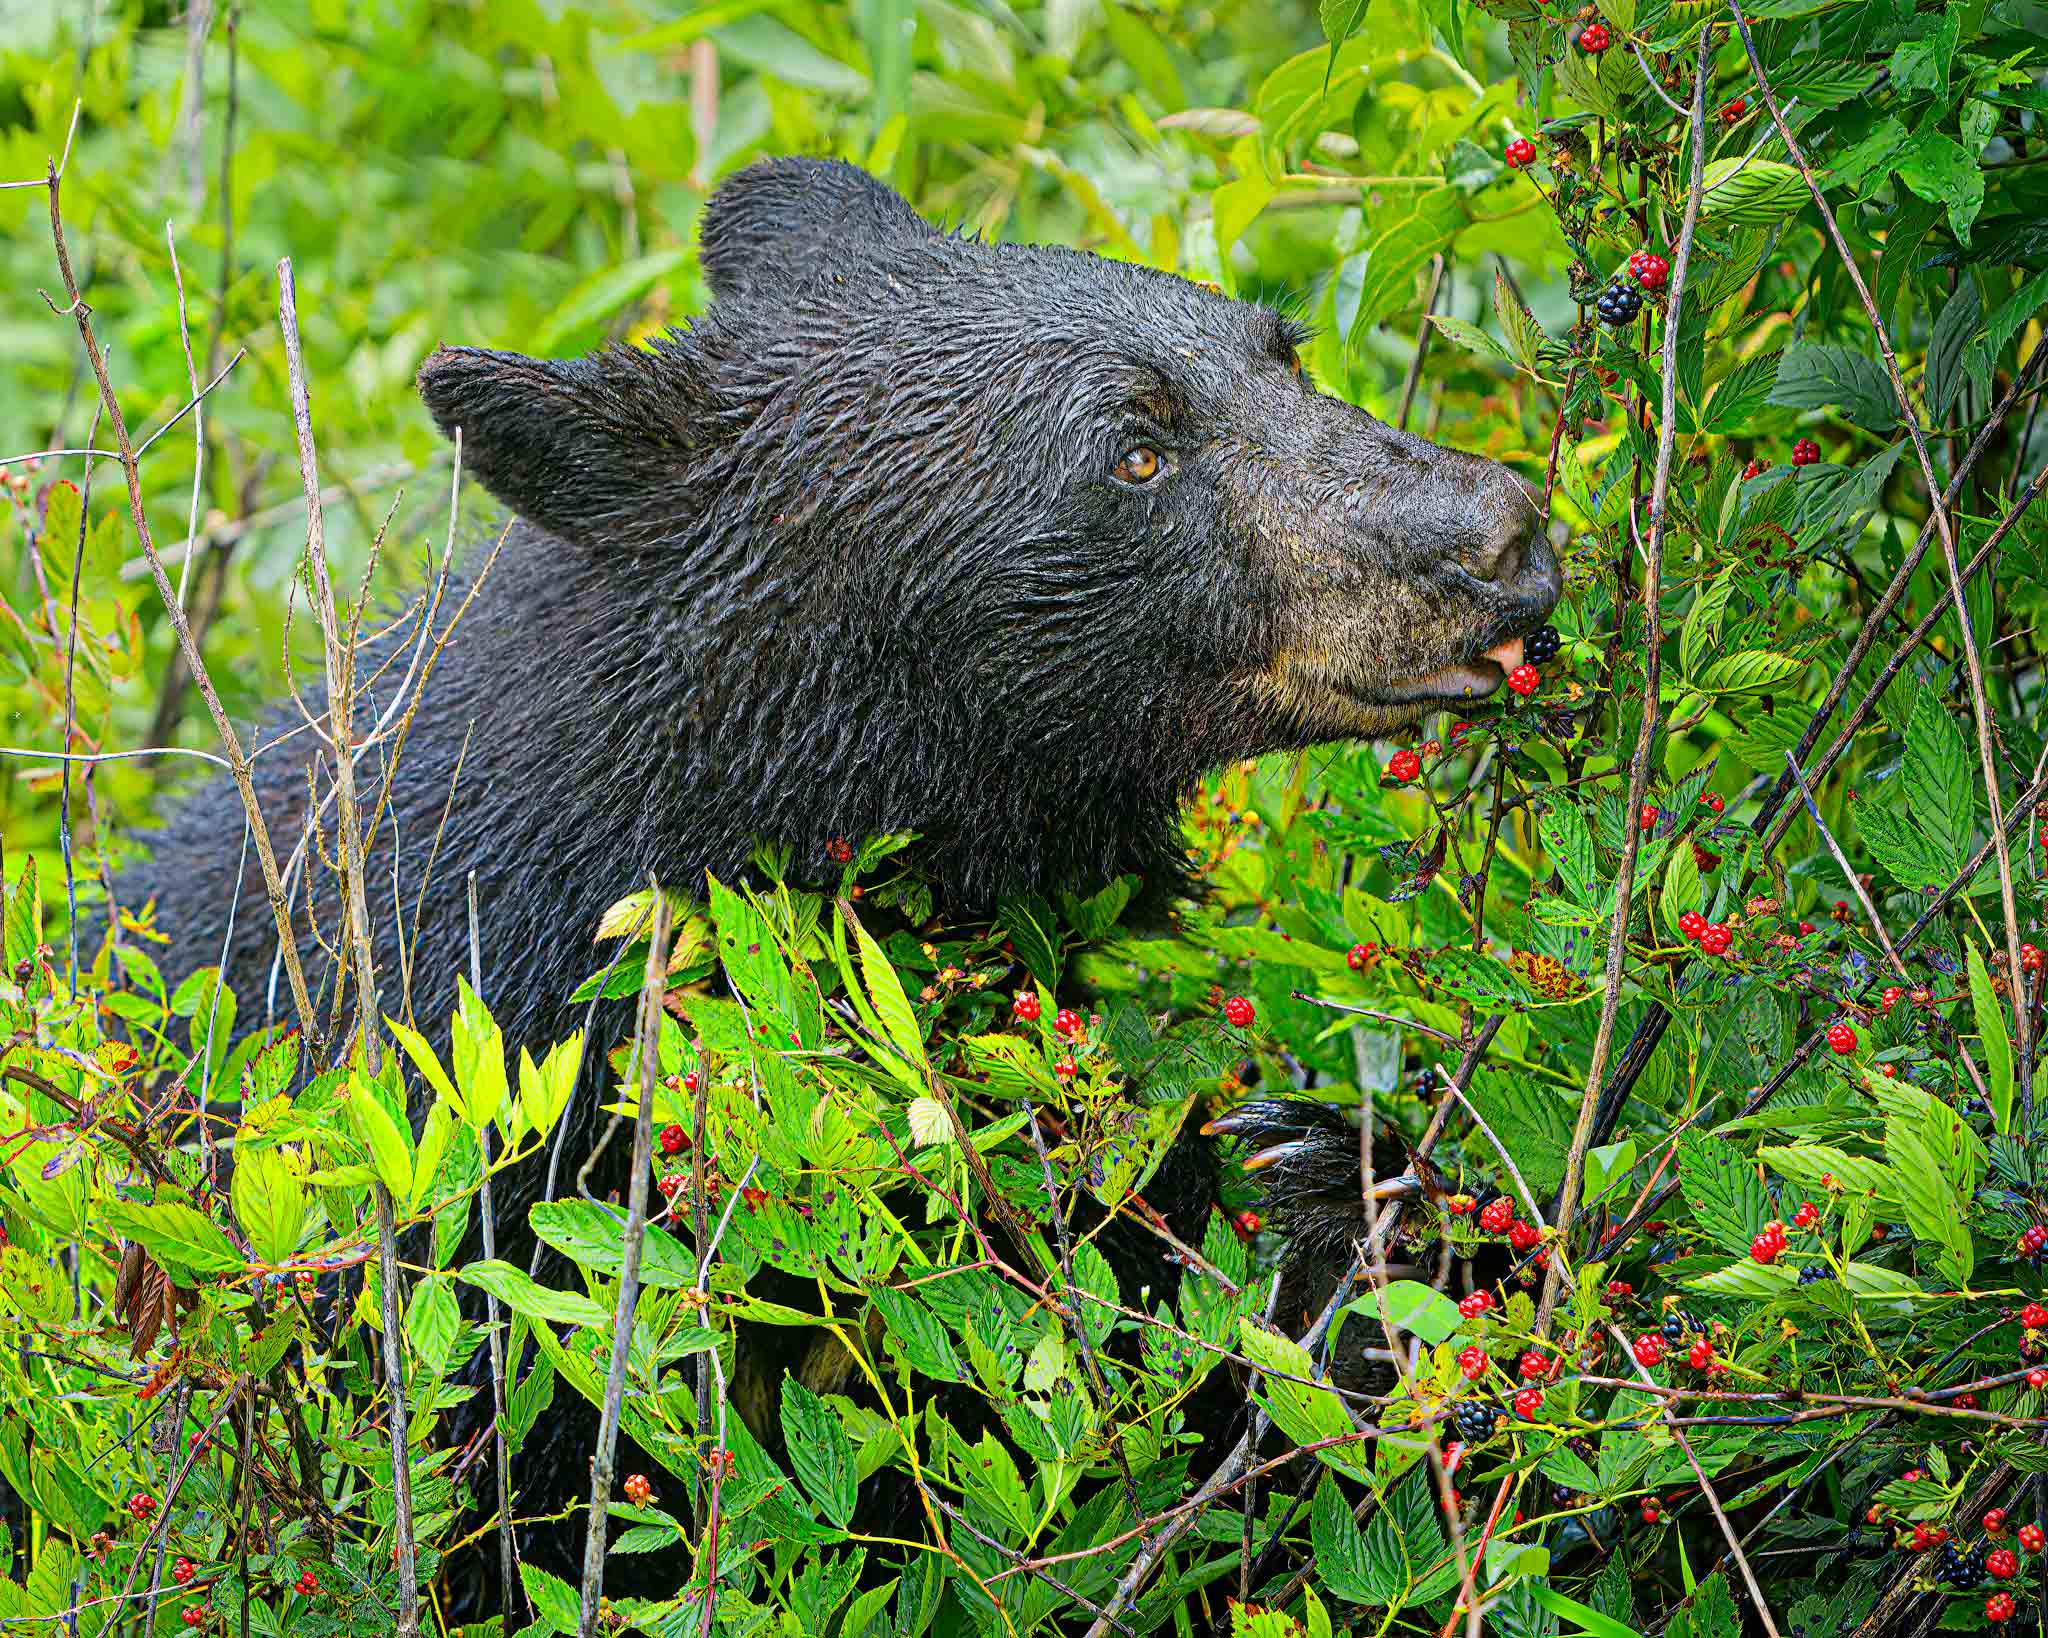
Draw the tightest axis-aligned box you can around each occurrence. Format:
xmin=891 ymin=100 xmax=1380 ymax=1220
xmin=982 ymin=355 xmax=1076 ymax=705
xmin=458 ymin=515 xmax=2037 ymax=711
xmin=1538 ymin=21 xmax=1713 ymax=1339
xmin=1732 ymin=0 xmax=2031 ymax=1094
xmin=578 ymin=884 xmax=673 ymax=1634
xmin=278 ymin=254 xmax=422 ymax=1634
xmin=39 ymin=154 xmax=317 ymax=1043
xmin=468 ymin=872 xmax=522 ymax=1628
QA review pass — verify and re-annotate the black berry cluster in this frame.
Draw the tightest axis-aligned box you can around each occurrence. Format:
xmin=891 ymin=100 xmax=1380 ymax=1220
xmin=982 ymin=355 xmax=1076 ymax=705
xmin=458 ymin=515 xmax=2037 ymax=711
xmin=1526 ymin=624 xmax=1561 ymax=665
xmin=1595 ymin=281 xmax=1642 ymax=326
xmin=1454 ymin=1401 xmax=1499 ymax=1442
xmin=1940 ymin=1539 xmax=1988 ymax=1588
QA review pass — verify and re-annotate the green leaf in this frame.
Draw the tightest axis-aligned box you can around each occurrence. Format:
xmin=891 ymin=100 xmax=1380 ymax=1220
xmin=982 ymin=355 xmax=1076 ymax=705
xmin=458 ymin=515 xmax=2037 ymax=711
xmin=1239 ymin=1318 xmax=1366 ymax=1479
xmin=1924 ymin=277 xmax=1982 ymax=423
xmin=1698 ymin=157 xmax=1810 ymax=225
xmin=1967 ymin=946 xmax=2016 ymax=1135
xmin=519 ymin=1561 xmax=580 ymax=1635
xmin=1675 ymin=1130 xmax=1774 ymax=1256
xmin=230 ymin=1145 xmax=307 ymax=1266
xmin=1894 ymin=132 xmax=1984 ymax=245
xmin=958 ymin=1430 xmax=1034 ymax=1538
xmin=458 ymin=1259 xmax=612 ymax=1330
xmin=1319 ymin=0 xmax=1373 ymax=47
xmin=1679 ymin=565 xmax=1737 ymax=682
xmin=1311 ymin=1474 xmax=1398 ymax=1603
xmin=1767 ymin=344 xmax=1898 ymax=432
xmin=346 ymin=1068 xmax=416 ymax=1199
xmin=1427 ymin=314 xmax=1510 ymax=363
xmin=406 ymin=1273 xmax=460 ymax=1373
xmin=101 ymin=1198 xmax=244 ymax=1282
xmin=996 ymin=894 xmax=1062 ymax=988
xmin=1695 ymin=650 xmax=1807 ymax=695
xmin=1699 ymin=350 xmax=1783 ymax=434
xmin=1361 ymin=1280 xmax=1462 ymax=1344
xmin=528 ymin=1201 xmax=696 ymax=1289
xmin=780 ymin=1377 xmax=857 ymax=1529
xmin=1902 ymin=691 xmax=1975 ymax=874
xmin=1343 ymin=188 xmax=1465 ymax=343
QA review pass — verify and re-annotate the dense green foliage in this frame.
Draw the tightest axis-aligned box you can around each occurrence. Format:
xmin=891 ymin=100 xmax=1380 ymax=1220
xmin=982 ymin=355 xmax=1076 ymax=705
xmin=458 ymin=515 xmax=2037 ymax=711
xmin=5 ymin=2 xmax=2048 ymax=1636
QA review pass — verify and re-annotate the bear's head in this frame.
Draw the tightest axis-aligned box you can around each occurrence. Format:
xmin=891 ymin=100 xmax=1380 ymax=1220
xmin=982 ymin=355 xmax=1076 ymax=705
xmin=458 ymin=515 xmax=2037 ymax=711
xmin=415 ymin=157 xmax=1560 ymax=904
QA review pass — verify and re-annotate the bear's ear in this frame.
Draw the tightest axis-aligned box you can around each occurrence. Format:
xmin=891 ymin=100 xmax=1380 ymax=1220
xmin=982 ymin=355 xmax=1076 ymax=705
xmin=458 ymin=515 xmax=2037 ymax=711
xmin=416 ymin=343 xmax=692 ymax=542
xmin=698 ymin=156 xmax=934 ymax=301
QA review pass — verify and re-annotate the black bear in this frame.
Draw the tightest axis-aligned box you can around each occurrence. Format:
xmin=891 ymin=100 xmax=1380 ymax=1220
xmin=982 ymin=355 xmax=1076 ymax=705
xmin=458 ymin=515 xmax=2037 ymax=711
xmin=129 ymin=155 xmax=1559 ymax=1605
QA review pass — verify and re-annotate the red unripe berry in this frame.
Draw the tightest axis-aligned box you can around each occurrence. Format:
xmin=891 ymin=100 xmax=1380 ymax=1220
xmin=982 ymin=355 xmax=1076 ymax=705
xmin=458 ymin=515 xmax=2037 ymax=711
xmin=183 ymin=1610 xmax=204 ymax=1630
xmin=1867 ymin=1504 xmax=1888 ymax=1525
xmin=1232 ymin=1210 xmax=1261 ymax=1240
xmin=1347 ymin=942 xmax=1378 ymax=970
xmin=2019 ymin=1523 xmax=2044 ymax=1552
xmin=1641 ymin=1501 xmax=1662 ymax=1524
xmin=1699 ymin=925 xmax=1732 ymax=955
xmin=1446 ymin=1194 xmax=1475 ymax=1215
xmin=1986 ymin=1509 xmax=2008 ymax=1533
xmin=1505 ymin=138 xmax=1538 ymax=169
xmin=2030 ymin=1369 xmax=2048 ymax=1390
xmin=1507 ymin=1219 xmax=1542 ymax=1252
xmin=1688 ymin=1337 xmax=1714 ymax=1370
xmin=1054 ymin=1056 xmax=1077 ymax=1080
xmin=1793 ymin=1202 xmax=1818 ymax=1228
xmin=1458 ymin=1291 xmax=1493 ymax=1319
xmin=2023 ymin=944 xmax=2045 ymax=974
xmin=1223 ymin=995 xmax=1256 ymax=1029
xmin=1513 ymin=1386 xmax=1544 ymax=1419
xmin=1989 ymin=1548 xmax=2019 ymax=1580
xmin=2022 ymin=1302 xmax=2048 ymax=1328
xmin=1751 ymin=1233 xmax=1781 ymax=1265
xmin=1635 ymin=255 xmax=1669 ymax=291
xmin=1721 ymin=97 xmax=1747 ymax=121
xmin=1825 ymin=1021 xmax=1857 ymax=1055
xmin=1988 ymin=1592 xmax=2016 ymax=1622
xmin=2023 ymin=1225 xmax=2048 ymax=1254
xmin=1703 ymin=792 xmax=1725 ymax=812
xmin=1608 ymin=1279 xmax=1634 ymax=1297
xmin=173 ymin=1558 xmax=195 ymax=1585
xmin=1791 ymin=437 xmax=1821 ymax=465
xmin=1388 ymin=749 xmax=1422 ymax=783
xmin=1055 ymin=1006 xmax=1083 ymax=1038
xmin=1639 ymin=804 xmax=1658 ymax=831
xmin=1633 ymin=1334 xmax=1664 ymax=1367
xmin=1478 ymin=1197 xmax=1515 ymax=1235
xmin=1678 ymin=911 xmax=1707 ymax=938
xmin=1458 ymin=1345 xmax=1488 ymax=1380
xmin=1519 ymin=1350 xmax=1553 ymax=1380
xmin=1881 ymin=985 xmax=1904 ymax=1010
xmin=656 ymin=1173 xmax=685 ymax=1199
xmin=1012 ymin=992 xmax=1041 ymax=1022
xmin=1506 ymin=664 xmax=1540 ymax=696
xmin=624 ymin=1473 xmax=653 ymax=1505
xmin=1579 ymin=21 xmax=1610 ymax=50
xmin=659 ymin=1124 xmax=685 ymax=1155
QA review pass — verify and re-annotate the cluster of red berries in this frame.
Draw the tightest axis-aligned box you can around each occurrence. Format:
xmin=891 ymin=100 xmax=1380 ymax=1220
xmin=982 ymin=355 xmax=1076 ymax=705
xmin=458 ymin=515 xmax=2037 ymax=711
xmin=659 ymin=1124 xmax=688 ymax=1155
xmin=296 ymin=1570 xmax=319 ymax=1597
xmin=1513 ymin=1386 xmax=1544 ymax=1418
xmin=1457 ymin=1344 xmax=1488 ymax=1380
xmin=2022 ymin=942 xmax=2045 ymax=975
xmin=1519 ymin=1349 xmax=1554 ymax=1381
xmin=1742 ymin=458 xmax=1770 ymax=480
xmin=2021 ymin=1301 xmax=2048 ymax=1329
xmin=623 ymin=1473 xmax=655 ymax=1505
xmin=1223 ymin=995 xmax=1256 ymax=1029
xmin=1751 ymin=1218 xmax=1789 ymax=1264
xmin=1505 ymin=663 xmax=1541 ymax=696
xmin=1458 ymin=1290 xmax=1494 ymax=1319
xmin=1632 ymin=1334 xmax=1664 ymax=1367
xmin=1346 ymin=941 xmax=1379 ymax=971
xmin=1387 ymin=748 xmax=1422 ymax=783
xmin=2020 ymin=1224 xmax=2048 ymax=1258
xmin=127 ymin=1491 xmax=157 ymax=1521
xmin=1721 ymin=96 xmax=1747 ymax=122
xmin=1056 ymin=1006 xmax=1085 ymax=1038
xmin=1677 ymin=911 xmax=1733 ymax=957
xmin=1504 ymin=137 xmax=1537 ymax=169
xmin=1825 ymin=1020 xmax=1858 ymax=1055
xmin=1578 ymin=20 xmax=1610 ymax=51
xmin=1012 ymin=991 xmax=1041 ymax=1022
xmin=173 ymin=1557 xmax=196 ymax=1585
xmin=1625 ymin=248 xmax=1669 ymax=291
xmin=183 ymin=1608 xmax=205 ymax=1629
xmin=1231 ymin=1209 xmax=1262 ymax=1241
xmin=1791 ymin=437 xmax=1822 ymax=465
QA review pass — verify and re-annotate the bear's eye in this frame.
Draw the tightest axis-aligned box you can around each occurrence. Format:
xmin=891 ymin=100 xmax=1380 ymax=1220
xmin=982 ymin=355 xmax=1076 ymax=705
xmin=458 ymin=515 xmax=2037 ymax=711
xmin=1113 ymin=446 xmax=1163 ymax=485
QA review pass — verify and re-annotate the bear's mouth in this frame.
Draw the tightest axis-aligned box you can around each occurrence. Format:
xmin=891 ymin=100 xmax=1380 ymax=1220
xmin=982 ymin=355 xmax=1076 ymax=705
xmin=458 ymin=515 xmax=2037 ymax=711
xmin=1371 ymin=635 xmax=1526 ymax=707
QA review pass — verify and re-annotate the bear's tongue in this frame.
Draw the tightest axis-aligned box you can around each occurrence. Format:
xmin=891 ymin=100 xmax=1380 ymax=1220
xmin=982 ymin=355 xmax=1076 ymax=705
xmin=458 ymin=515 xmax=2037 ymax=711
xmin=1483 ymin=636 xmax=1527 ymax=674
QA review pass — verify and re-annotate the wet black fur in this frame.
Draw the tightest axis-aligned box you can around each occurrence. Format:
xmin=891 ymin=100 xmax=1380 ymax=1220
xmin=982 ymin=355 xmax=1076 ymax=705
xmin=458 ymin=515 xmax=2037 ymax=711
xmin=125 ymin=157 xmax=1559 ymax=1611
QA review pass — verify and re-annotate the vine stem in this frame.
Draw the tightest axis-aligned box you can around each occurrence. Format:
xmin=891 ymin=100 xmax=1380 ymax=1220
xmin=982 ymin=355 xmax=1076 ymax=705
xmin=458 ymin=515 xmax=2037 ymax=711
xmin=1732 ymin=0 xmax=2032 ymax=1107
xmin=1535 ymin=21 xmax=1714 ymax=1340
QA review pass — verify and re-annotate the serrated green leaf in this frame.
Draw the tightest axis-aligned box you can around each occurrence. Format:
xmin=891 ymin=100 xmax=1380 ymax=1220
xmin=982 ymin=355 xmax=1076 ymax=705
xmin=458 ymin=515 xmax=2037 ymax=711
xmin=1967 ymin=945 xmax=2015 ymax=1136
xmin=781 ymin=1376 xmax=856 ymax=1529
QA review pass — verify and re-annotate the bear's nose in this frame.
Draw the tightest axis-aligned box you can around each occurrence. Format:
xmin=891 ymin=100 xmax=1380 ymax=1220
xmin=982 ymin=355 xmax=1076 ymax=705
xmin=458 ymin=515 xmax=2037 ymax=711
xmin=1467 ymin=474 xmax=1547 ymax=589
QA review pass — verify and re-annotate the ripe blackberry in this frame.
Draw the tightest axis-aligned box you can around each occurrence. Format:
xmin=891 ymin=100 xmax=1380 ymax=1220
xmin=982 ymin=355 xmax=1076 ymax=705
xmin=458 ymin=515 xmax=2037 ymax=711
xmin=1526 ymin=624 xmax=1562 ymax=665
xmin=1595 ymin=282 xmax=1642 ymax=326
xmin=1454 ymin=1401 xmax=1499 ymax=1441
xmin=1797 ymin=1263 xmax=1835 ymax=1284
